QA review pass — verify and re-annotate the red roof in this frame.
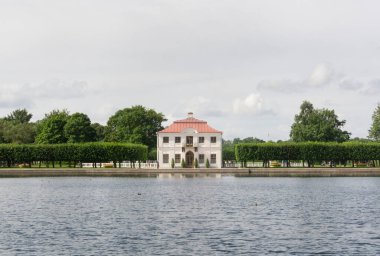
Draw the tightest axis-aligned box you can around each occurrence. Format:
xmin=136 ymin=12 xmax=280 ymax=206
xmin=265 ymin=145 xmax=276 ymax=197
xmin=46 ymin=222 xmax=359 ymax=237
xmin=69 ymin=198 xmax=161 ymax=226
xmin=159 ymin=116 xmax=222 ymax=134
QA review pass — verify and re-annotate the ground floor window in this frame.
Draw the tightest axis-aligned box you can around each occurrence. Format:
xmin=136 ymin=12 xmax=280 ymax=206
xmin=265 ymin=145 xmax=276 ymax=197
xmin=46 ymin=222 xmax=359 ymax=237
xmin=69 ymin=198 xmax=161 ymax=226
xmin=199 ymin=154 xmax=205 ymax=164
xmin=163 ymin=154 xmax=169 ymax=163
xmin=211 ymin=154 xmax=216 ymax=164
xmin=175 ymin=154 xmax=181 ymax=163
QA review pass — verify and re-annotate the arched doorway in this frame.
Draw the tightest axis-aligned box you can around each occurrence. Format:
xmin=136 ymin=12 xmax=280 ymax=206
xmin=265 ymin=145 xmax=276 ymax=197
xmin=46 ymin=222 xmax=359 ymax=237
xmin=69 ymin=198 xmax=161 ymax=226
xmin=185 ymin=151 xmax=194 ymax=168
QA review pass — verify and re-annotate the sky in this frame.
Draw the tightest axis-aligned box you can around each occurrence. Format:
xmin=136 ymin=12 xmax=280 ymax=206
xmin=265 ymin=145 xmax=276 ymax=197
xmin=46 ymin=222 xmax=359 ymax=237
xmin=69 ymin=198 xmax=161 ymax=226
xmin=0 ymin=0 xmax=379 ymax=140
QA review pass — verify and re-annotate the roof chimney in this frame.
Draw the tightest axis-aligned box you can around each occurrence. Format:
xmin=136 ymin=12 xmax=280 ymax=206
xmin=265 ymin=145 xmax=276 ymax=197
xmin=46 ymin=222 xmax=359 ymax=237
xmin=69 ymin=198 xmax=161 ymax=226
xmin=187 ymin=112 xmax=194 ymax=118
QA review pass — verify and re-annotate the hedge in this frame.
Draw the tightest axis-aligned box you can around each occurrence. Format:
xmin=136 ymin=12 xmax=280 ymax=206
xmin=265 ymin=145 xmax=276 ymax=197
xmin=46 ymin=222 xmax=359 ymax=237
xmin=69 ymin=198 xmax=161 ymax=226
xmin=235 ymin=142 xmax=380 ymax=167
xmin=0 ymin=142 xmax=147 ymax=168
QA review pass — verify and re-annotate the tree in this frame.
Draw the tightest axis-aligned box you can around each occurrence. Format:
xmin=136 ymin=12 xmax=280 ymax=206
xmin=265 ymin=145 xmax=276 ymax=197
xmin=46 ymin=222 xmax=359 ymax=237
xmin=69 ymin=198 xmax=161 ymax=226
xmin=35 ymin=110 xmax=69 ymax=144
xmin=105 ymin=105 xmax=166 ymax=149
xmin=91 ymin=123 xmax=106 ymax=142
xmin=4 ymin=109 xmax=32 ymax=124
xmin=2 ymin=122 xmax=36 ymax=144
xmin=64 ymin=113 xmax=96 ymax=143
xmin=233 ymin=137 xmax=265 ymax=144
xmin=0 ymin=109 xmax=36 ymax=144
xmin=222 ymin=137 xmax=265 ymax=161
xmin=290 ymin=101 xmax=350 ymax=142
xmin=369 ymin=104 xmax=380 ymax=141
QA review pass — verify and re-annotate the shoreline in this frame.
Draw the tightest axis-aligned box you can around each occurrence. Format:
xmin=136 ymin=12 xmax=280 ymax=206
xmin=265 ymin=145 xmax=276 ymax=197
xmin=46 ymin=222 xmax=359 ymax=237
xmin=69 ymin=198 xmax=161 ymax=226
xmin=0 ymin=168 xmax=380 ymax=177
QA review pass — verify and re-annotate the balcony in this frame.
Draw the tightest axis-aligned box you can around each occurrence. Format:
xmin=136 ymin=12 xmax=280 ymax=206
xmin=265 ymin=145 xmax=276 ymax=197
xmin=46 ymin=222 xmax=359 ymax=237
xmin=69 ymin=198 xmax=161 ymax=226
xmin=182 ymin=142 xmax=198 ymax=148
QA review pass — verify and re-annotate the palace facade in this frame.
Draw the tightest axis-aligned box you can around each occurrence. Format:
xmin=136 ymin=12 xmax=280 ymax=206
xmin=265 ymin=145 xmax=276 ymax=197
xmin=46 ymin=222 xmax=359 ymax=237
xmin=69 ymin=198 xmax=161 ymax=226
xmin=157 ymin=113 xmax=222 ymax=168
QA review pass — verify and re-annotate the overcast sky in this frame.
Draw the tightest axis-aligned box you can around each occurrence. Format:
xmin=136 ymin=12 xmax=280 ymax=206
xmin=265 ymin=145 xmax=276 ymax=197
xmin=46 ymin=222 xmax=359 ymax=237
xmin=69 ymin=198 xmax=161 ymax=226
xmin=1 ymin=0 xmax=379 ymax=140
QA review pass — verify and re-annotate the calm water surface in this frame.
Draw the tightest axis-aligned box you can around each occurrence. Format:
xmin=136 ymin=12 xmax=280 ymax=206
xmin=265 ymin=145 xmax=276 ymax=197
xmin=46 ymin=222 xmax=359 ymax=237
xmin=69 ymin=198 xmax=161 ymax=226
xmin=0 ymin=177 xmax=379 ymax=255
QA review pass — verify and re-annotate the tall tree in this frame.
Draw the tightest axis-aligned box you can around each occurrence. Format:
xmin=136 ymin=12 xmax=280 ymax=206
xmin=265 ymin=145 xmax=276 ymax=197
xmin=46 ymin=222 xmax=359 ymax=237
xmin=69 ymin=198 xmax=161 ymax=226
xmin=4 ymin=108 xmax=32 ymax=124
xmin=0 ymin=109 xmax=36 ymax=143
xmin=369 ymin=104 xmax=380 ymax=141
xmin=105 ymin=105 xmax=166 ymax=148
xmin=64 ymin=113 xmax=96 ymax=143
xmin=2 ymin=122 xmax=36 ymax=144
xmin=91 ymin=123 xmax=106 ymax=142
xmin=290 ymin=101 xmax=350 ymax=142
xmin=35 ymin=110 xmax=69 ymax=144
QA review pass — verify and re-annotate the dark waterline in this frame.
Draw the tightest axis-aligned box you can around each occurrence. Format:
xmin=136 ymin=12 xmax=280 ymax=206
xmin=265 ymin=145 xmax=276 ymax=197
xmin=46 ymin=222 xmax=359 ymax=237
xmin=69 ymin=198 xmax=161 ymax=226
xmin=0 ymin=177 xmax=380 ymax=255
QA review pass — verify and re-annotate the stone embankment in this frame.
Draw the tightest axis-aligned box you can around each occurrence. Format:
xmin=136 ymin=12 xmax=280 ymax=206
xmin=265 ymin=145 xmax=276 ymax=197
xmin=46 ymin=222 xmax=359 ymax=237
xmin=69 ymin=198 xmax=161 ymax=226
xmin=0 ymin=168 xmax=380 ymax=177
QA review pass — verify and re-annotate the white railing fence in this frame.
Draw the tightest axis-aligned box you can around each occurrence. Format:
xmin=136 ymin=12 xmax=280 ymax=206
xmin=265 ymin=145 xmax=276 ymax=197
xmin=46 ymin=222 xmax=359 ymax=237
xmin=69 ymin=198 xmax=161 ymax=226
xmin=82 ymin=161 xmax=158 ymax=169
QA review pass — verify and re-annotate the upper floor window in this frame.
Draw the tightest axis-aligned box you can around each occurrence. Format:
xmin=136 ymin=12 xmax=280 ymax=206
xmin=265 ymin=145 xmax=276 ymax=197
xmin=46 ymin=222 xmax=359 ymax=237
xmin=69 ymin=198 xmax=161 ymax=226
xmin=163 ymin=137 xmax=169 ymax=143
xmin=211 ymin=137 xmax=217 ymax=143
xmin=186 ymin=136 xmax=193 ymax=146
xmin=199 ymin=137 xmax=204 ymax=143
xmin=175 ymin=137 xmax=181 ymax=143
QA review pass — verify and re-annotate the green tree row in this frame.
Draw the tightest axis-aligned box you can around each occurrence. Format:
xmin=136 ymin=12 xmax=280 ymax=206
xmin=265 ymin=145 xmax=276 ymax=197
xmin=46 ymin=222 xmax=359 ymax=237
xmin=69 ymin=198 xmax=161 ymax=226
xmin=0 ymin=142 xmax=147 ymax=168
xmin=0 ymin=106 xmax=165 ymax=152
xmin=235 ymin=142 xmax=380 ymax=167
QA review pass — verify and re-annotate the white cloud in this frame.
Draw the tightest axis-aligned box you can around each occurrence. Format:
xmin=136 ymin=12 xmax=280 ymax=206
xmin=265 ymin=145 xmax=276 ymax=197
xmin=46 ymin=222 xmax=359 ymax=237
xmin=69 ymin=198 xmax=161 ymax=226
xmin=257 ymin=63 xmax=336 ymax=93
xmin=0 ymin=84 xmax=32 ymax=108
xmin=339 ymin=79 xmax=363 ymax=90
xmin=37 ymin=80 xmax=89 ymax=99
xmin=257 ymin=79 xmax=303 ymax=93
xmin=307 ymin=63 xmax=335 ymax=87
xmin=362 ymin=79 xmax=380 ymax=94
xmin=174 ymin=96 xmax=225 ymax=119
xmin=233 ymin=93 xmax=267 ymax=115
xmin=0 ymin=80 xmax=92 ymax=109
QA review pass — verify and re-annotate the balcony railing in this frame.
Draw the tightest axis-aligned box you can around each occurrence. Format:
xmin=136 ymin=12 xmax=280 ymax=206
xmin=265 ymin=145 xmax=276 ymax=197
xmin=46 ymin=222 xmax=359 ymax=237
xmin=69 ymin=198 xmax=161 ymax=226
xmin=182 ymin=142 xmax=198 ymax=147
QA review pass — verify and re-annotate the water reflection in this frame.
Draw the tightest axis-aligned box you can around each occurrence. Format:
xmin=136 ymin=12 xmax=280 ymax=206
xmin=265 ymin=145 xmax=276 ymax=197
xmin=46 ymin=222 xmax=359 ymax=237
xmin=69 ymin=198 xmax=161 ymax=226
xmin=157 ymin=173 xmax=223 ymax=178
xmin=0 ymin=177 xmax=379 ymax=255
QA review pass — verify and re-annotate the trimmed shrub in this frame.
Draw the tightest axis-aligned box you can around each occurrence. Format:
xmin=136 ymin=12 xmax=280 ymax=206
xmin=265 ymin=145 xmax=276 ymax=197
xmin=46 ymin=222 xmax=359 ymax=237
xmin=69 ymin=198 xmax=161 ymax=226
xmin=194 ymin=158 xmax=199 ymax=168
xmin=0 ymin=142 xmax=147 ymax=168
xmin=235 ymin=142 xmax=380 ymax=167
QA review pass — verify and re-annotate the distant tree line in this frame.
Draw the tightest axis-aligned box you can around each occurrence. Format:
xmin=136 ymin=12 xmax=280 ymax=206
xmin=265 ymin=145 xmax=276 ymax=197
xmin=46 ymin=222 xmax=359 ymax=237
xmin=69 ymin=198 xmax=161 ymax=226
xmin=0 ymin=106 xmax=165 ymax=156
xmin=2 ymin=101 xmax=380 ymax=163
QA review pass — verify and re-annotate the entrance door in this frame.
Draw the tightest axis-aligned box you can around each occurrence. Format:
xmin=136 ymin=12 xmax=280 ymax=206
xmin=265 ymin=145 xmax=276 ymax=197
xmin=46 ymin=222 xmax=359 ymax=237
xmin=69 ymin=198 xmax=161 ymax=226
xmin=185 ymin=151 xmax=194 ymax=168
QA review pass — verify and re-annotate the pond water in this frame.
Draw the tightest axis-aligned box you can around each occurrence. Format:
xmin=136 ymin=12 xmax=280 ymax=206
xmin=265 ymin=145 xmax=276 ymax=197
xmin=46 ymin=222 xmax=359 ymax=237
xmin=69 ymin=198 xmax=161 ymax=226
xmin=0 ymin=177 xmax=379 ymax=255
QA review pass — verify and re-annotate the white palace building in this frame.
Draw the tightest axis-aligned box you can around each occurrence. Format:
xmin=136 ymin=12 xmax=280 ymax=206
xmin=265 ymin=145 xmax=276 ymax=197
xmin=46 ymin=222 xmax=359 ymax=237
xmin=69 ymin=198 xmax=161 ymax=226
xmin=157 ymin=113 xmax=223 ymax=168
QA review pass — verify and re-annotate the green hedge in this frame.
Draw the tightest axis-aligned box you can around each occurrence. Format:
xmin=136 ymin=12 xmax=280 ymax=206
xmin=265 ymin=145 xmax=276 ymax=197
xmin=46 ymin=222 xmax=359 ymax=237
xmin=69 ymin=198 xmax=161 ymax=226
xmin=235 ymin=142 xmax=380 ymax=167
xmin=0 ymin=143 xmax=147 ymax=168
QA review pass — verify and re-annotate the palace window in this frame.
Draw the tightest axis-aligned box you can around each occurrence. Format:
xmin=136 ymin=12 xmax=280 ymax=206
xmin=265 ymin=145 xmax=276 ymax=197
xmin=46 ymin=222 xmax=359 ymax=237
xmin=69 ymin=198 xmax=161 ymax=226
xmin=211 ymin=137 xmax=217 ymax=143
xmin=211 ymin=154 xmax=216 ymax=164
xmin=199 ymin=137 xmax=204 ymax=143
xmin=163 ymin=137 xmax=169 ymax=143
xmin=163 ymin=154 xmax=169 ymax=163
xmin=175 ymin=137 xmax=181 ymax=143
xmin=199 ymin=154 xmax=205 ymax=164
xmin=175 ymin=154 xmax=181 ymax=163
xmin=186 ymin=136 xmax=193 ymax=146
